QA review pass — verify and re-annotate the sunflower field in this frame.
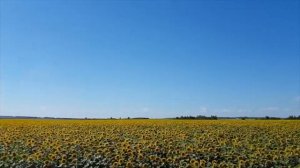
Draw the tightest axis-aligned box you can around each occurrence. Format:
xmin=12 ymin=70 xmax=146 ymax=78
xmin=0 ymin=119 xmax=299 ymax=168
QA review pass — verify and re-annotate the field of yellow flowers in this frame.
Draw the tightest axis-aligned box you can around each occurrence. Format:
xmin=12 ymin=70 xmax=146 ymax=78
xmin=0 ymin=119 xmax=299 ymax=168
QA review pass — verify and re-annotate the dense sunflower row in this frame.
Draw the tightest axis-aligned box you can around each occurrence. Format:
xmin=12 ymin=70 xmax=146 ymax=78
xmin=0 ymin=119 xmax=299 ymax=168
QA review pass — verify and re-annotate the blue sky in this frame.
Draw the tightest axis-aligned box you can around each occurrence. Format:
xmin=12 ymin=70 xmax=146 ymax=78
xmin=1 ymin=0 xmax=299 ymax=118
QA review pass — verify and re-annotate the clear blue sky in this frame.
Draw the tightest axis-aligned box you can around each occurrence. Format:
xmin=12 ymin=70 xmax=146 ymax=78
xmin=1 ymin=0 xmax=299 ymax=118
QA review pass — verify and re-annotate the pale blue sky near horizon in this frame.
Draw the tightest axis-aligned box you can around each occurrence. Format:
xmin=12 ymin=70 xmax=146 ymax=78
xmin=1 ymin=0 xmax=299 ymax=118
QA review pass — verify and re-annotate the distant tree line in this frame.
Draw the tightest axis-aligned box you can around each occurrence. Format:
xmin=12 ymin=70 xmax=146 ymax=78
xmin=174 ymin=115 xmax=300 ymax=120
xmin=264 ymin=116 xmax=281 ymax=120
xmin=260 ymin=115 xmax=300 ymax=120
xmin=175 ymin=115 xmax=218 ymax=120
xmin=126 ymin=117 xmax=149 ymax=119
xmin=239 ymin=115 xmax=300 ymax=120
xmin=287 ymin=115 xmax=300 ymax=120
